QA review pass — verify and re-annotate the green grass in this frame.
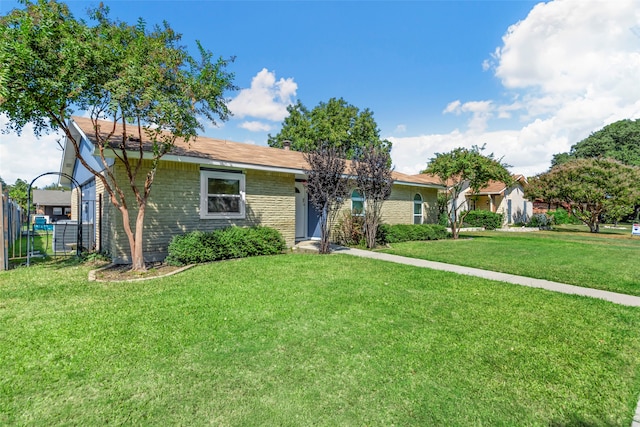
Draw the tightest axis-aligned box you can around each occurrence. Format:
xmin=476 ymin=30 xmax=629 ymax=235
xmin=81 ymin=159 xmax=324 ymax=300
xmin=2 ymin=254 xmax=640 ymax=425
xmin=381 ymin=228 xmax=640 ymax=296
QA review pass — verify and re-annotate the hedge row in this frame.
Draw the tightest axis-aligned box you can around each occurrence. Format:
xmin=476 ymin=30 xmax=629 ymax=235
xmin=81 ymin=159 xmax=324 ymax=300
xmin=463 ymin=210 xmax=503 ymax=230
xmin=166 ymin=226 xmax=286 ymax=266
xmin=377 ymin=223 xmax=449 ymax=244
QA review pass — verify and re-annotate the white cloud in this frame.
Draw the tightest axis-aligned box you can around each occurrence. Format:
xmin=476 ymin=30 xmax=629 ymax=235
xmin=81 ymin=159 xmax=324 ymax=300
xmin=394 ymin=124 xmax=407 ymax=133
xmin=391 ymin=0 xmax=640 ymax=178
xmin=239 ymin=121 xmax=272 ymax=132
xmin=228 ymin=68 xmax=297 ymax=122
xmin=0 ymin=114 xmax=62 ymax=187
xmin=443 ymin=100 xmax=493 ymax=132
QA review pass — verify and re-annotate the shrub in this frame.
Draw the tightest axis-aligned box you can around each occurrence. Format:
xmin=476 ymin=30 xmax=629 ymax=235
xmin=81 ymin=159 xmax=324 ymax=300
xmin=377 ymin=223 xmax=448 ymax=244
xmin=463 ymin=210 xmax=503 ymax=230
xmin=334 ymin=210 xmax=365 ymax=246
xmin=527 ymin=213 xmax=551 ymax=228
xmin=548 ymin=207 xmax=581 ymax=225
xmin=438 ymin=212 xmax=449 ymax=227
xmin=165 ymin=226 xmax=286 ymax=266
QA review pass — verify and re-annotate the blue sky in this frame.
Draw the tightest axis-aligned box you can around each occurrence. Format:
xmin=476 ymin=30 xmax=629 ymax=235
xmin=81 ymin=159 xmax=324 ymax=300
xmin=2 ymin=0 xmax=640 ymax=186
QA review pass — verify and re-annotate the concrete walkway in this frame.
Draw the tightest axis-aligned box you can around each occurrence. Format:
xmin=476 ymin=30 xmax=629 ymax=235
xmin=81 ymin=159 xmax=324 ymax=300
xmin=331 ymin=246 xmax=640 ymax=308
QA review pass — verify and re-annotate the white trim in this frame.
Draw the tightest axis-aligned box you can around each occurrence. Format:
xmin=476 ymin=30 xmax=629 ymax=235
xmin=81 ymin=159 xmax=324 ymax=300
xmin=200 ymin=170 xmax=246 ymax=219
xmin=294 ymin=182 xmax=307 ymax=239
xmin=413 ymin=193 xmax=423 ymax=224
xmin=351 ymin=189 xmax=365 ymax=216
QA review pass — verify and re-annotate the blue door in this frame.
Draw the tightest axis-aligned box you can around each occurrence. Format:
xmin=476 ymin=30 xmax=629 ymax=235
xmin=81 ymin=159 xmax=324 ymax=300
xmin=307 ymin=200 xmax=322 ymax=238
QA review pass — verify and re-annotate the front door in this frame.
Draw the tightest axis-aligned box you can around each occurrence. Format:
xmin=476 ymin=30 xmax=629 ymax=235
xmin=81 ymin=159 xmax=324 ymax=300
xmin=295 ymin=183 xmax=306 ymax=239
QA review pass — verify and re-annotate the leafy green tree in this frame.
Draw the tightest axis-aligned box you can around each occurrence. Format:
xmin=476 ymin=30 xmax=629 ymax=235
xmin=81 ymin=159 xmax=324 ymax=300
xmin=422 ymin=146 xmax=511 ymax=239
xmin=0 ymin=0 xmax=235 ymax=270
xmin=6 ymin=178 xmax=32 ymax=218
xmin=268 ymin=97 xmax=390 ymax=159
xmin=553 ymin=119 xmax=640 ymax=167
xmin=354 ymin=143 xmax=394 ymax=249
xmin=525 ymin=158 xmax=640 ymax=233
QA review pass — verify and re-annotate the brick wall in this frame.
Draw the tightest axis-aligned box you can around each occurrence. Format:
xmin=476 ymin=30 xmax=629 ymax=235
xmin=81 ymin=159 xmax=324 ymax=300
xmin=105 ymin=159 xmax=296 ymax=263
xmin=383 ymin=185 xmax=439 ymax=224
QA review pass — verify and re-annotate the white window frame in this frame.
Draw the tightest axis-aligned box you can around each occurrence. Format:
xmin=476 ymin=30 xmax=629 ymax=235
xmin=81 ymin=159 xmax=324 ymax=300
xmin=200 ymin=170 xmax=246 ymax=219
xmin=52 ymin=207 xmax=63 ymax=215
xmin=413 ymin=193 xmax=423 ymax=224
xmin=351 ymin=189 xmax=365 ymax=216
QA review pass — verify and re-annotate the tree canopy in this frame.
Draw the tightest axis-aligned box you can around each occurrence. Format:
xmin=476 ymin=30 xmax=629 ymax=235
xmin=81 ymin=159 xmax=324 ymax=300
xmin=268 ymin=98 xmax=390 ymax=159
xmin=422 ymin=146 xmax=511 ymax=239
xmin=552 ymin=119 xmax=640 ymax=167
xmin=0 ymin=0 xmax=236 ymax=270
xmin=525 ymin=158 xmax=640 ymax=232
xmin=354 ymin=144 xmax=394 ymax=249
xmin=303 ymin=143 xmax=350 ymax=254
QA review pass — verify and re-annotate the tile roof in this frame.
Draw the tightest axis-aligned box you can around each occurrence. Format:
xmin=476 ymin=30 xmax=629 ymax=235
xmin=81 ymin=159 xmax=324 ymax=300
xmin=71 ymin=117 xmax=443 ymax=188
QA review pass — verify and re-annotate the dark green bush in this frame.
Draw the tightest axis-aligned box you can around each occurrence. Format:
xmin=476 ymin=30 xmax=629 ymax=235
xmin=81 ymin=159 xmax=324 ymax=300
xmin=548 ymin=207 xmax=581 ymax=225
xmin=166 ymin=226 xmax=286 ymax=266
xmin=463 ymin=210 xmax=503 ymax=230
xmin=438 ymin=212 xmax=450 ymax=227
xmin=377 ymin=223 xmax=448 ymax=244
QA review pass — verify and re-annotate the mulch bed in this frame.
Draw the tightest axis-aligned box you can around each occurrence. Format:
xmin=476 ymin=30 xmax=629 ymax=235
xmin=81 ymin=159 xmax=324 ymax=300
xmin=91 ymin=262 xmax=189 ymax=282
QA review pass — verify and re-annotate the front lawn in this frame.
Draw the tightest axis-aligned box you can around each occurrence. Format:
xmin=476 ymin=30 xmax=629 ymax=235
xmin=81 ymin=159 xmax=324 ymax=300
xmin=381 ymin=228 xmax=640 ymax=296
xmin=2 ymin=255 xmax=640 ymax=425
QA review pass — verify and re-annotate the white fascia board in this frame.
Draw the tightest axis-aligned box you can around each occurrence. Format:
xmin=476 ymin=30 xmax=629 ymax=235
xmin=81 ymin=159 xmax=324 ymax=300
xmin=59 ymin=119 xmax=89 ymax=187
xmin=393 ymin=180 xmax=445 ymax=190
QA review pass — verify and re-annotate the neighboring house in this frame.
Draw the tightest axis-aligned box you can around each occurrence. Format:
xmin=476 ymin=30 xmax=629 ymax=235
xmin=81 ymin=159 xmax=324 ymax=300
xmin=462 ymin=174 xmax=532 ymax=224
xmin=427 ymin=174 xmax=533 ymax=225
xmin=59 ymin=117 xmax=443 ymax=263
xmin=532 ymin=199 xmax=567 ymax=214
xmin=32 ymin=189 xmax=72 ymax=223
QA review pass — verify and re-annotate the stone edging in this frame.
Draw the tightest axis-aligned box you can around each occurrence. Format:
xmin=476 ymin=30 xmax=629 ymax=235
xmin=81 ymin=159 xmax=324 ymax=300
xmin=88 ymin=263 xmax=194 ymax=283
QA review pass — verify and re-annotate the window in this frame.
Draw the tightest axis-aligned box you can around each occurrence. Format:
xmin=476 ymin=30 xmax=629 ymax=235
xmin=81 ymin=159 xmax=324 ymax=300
xmin=200 ymin=170 xmax=245 ymax=219
xmin=64 ymin=207 xmax=71 ymax=216
xmin=413 ymin=193 xmax=423 ymax=224
xmin=53 ymin=207 xmax=63 ymax=215
xmin=351 ymin=189 xmax=364 ymax=216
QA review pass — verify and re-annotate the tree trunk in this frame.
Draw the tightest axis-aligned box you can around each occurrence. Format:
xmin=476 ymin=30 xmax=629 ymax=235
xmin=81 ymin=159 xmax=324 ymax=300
xmin=131 ymin=203 xmax=146 ymax=270
xmin=117 ymin=199 xmax=147 ymax=271
xmin=451 ymin=222 xmax=459 ymax=239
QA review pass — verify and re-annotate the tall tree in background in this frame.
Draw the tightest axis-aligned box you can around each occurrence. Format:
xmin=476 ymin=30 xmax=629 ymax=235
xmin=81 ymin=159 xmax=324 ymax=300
xmin=0 ymin=0 xmax=235 ymax=271
xmin=552 ymin=119 xmax=640 ymax=167
xmin=303 ymin=143 xmax=350 ymax=254
xmin=268 ymin=97 xmax=391 ymax=159
xmin=6 ymin=179 xmax=32 ymax=217
xmin=525 ymin=158 xmax=640 ymax=233
xmin=354 ymin=143 xmax=394 ymax=249
xmin=423 ymin=146 xmax=511 ymax=239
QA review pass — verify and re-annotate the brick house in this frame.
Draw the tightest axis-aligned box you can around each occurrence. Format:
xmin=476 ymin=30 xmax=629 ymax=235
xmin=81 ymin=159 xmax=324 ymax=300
xmin=59 ymin=117 xmax=443 ymax=263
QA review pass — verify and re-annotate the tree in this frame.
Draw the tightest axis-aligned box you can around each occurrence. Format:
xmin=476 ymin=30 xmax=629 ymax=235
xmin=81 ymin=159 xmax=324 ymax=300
xmin=7 ymin=179 xmax=31 ymax=215
xmin=303 ymin=143 xmax=350 ymax=254
xmin=354 ymin=143 xmax=394 ymax=249
xmin=525 ymin=158 xmax=640 ymax=232
xmin=0 ymin=0 xmax=235 ymax=270
xmin=268 ymin=97 xmax=391 ymax=159
xmin=552 ymin=119 xmax=640 ymax=167
xmin=422 ymin=146 xmax=512 ymax=239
